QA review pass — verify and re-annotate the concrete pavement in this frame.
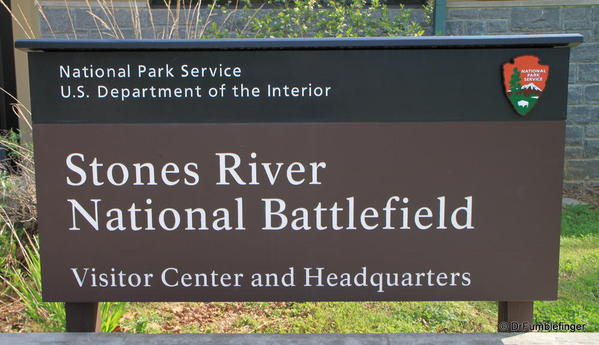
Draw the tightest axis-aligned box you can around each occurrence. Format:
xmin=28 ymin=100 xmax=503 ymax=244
xmin=0 ymin=333 xmax=597 ymax=345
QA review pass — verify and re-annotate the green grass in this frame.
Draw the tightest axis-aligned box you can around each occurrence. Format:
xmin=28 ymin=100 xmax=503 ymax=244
xmin=561 ymin=205 xmax=599 ymax=237
xmin=3 ymin=205 xmax=596 ymax=333
xmin=117 ymin=205 xmax=599 ymax=333
xmin=535 ymin=205 xmax=599 ymax=331
xmin=240 ymin=301 xmax=497 ymax=333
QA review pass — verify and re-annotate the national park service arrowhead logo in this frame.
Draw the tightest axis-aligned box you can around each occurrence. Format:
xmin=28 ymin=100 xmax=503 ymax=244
xmin=503 ymin=56 xmax=549 ymax=116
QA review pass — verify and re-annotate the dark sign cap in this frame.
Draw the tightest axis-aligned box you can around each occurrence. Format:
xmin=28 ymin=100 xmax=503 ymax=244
xmin=16 ymin=34 xmax=583 ymax=52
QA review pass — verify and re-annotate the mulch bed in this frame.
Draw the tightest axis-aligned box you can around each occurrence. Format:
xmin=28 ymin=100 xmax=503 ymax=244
xmin=563 ymin=186 xmax=599 ymax=208
xmin=0 ymin=298 xmax=28 ymax=332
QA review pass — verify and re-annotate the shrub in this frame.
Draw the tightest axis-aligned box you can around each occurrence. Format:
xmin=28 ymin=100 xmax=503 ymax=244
xmin=208 ymin=0 xmax=427 ymax=38
xmin=27 ymin=0 xmax=428 ymax=40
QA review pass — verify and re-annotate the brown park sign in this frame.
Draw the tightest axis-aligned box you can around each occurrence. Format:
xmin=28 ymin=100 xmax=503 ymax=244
xmin=18 ymin=36 xmax=580 ymax=302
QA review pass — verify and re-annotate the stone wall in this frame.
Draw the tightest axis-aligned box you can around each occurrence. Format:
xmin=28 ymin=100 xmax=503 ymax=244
xmin=445 ymin=4 xmax=599 ymax=186
xmin=38 ymin=1 xmax=599 ymax=186
xmin=37 ymin=4 xmax=429 ymax=40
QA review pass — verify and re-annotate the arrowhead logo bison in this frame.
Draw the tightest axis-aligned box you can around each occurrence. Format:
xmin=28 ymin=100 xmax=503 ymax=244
xmin=503 ymin=55 xmax=549 ymax=116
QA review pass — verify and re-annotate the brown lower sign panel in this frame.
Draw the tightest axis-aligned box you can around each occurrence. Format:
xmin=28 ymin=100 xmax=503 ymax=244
xmin=35 ymin=122 xmax=563 ymax=302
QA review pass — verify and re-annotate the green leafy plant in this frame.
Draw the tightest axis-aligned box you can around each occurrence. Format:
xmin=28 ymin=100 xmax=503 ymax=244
xmin=0 ymin=97 xmax=126 ymax=332
xmin=562 ymin=205 xmax=599 ymax=238
xmin=100 ymin=301 xmax=128 ymax=332
xmin=3 ymin=0 xmax=427 ymax=40
xmin=422 ymin=0 xmax=434 ymax=26
xmin=207 ymin=0 xmax=426 ymax=38
xmin=0 ymin=222 xmax=127 ymax=332
xmin=2 ymin=232 xmax=65 ymax=331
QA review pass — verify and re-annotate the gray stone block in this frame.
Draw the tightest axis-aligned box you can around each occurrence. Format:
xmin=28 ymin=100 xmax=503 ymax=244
xmin=486 ymin=20 xmax=508 ymax=34
xmin=511 ymin=7 xmax=560 ymax=32
xmin=109 ymin=9 xmax=153 ymax=31
xmin=566 ymin=125 xmax=584 ymax=146
xmin=152 ymin=26 xmax=169 ymax=39
xmin=563 ymin=6 xmax=590 ymax=22
xmin=119 ymin=28 xmax=135 ymax=39
xmin=446 ymin=21 xmax=464 ymax=36
xmin=593 ymin=6 xmax=599 ymax=21
xmin=564 ymin=181 xmax=584 ymax=188
xmin=86 ymin=28 xmax=112 ymax=39
xmin=566 ymin=159 xmax=599 ymax=180
xmin=587 ymin=125 xmax=599 ymax=138
xmin=74 ymin=8 xmax=120 ymax=35
xmin=448 ymin=9 xmax=479 ymax=20
xmin=114 ymin=8 xmax=134 ymax=28
xmin=562 ymin=197 xmax=588 ymax=206
xmin=42 ymin=33 xmax=74 ymax=40
xmin=179 ymin=26 xmax=193 ymax=39
xmin=569 ymin=63 xmax=578 ymax=83
xmin=585 ymin=84 xmax=599 ymax=104
xmin=72 ymin=8 xmax=99 ymax=30
xmin=568 ymin=105 xmax=599 ymax=123
xmin=141 ymin=27 xmax=159 ymax=39
xmin=568 ymin=84 xmax=584 ymax=105
xmin=571 ymin=43 xmax=599 ymax=62
xmin=138 ymin=9 xmax=152 ymax=28
xmin=565 ymin=19 xmax=592 ymax=31
xmin=41 ymin=7 xmax=75 ymax=33
xmin=39 ymin=15 xmax=52 ymax=35
xmin=171 ymin=26 xmax=185 ymax=39
xmin=565 ymin=146 xmax=584 ymax=159
xmin=150 ymin=9 xmax=170 ymax=26
xmin=74 ymin=29 xmax=94 ymax=39
xmin=578 ymin=63 xmax=599 ymax=82
xmin=84 ymin=29 xmax=105 ymax=39
xmin=464 ymin=21 xmax=486 ymax=35
xmin=479 ymin=8 xmax=510 ymax=20
xmin=585 ymin=139 xmax=599 ymax=157
xmin=564 ymin=30 xmax=593 ymax=43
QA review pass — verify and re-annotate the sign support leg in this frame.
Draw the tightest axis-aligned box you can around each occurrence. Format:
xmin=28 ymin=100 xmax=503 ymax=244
xmin=65 ymin=302 xmax=101 ymax=332
xmin=498 ymin=301 xmax=533 ymax=332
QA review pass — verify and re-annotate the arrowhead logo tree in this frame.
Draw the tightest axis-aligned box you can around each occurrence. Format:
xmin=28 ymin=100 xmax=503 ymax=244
xmin=503 ymin=55 xmax=549 ymax=116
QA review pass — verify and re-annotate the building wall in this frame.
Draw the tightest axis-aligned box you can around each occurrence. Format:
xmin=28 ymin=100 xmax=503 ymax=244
xmin=445 ymin=2 xmax=599 ymax=187
xmin=36 ymin=3 xmax=430 ymax=40
xmin=35 ymin=0 xmax=599 ymax=186
xmin=12 ymin=0 xmax=39 ymax=141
